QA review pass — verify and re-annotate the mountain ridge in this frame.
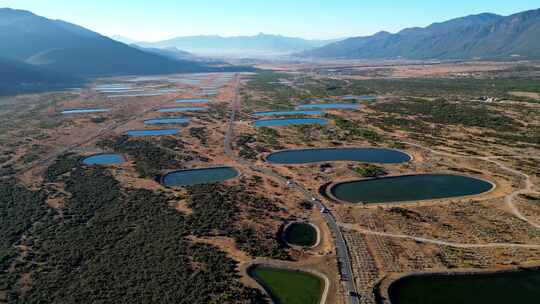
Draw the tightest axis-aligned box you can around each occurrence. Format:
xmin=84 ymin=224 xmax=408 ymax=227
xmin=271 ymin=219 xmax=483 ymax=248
xmin=298 ymin=9 xmax=540 ymax=60
xmin=131 ymin=33 xmax=342 ymax=56
xmin=0 ymin=8 xmax=233 ymax=77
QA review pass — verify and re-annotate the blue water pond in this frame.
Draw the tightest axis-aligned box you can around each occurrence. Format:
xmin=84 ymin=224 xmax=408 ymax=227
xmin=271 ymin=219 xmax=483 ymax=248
xmin=144 ymin=117 xmax=190 ymax=125
xmin=82 ymin=154 xmax=124 ymax=165
xmin=126 ymin=129 xmax=178 ymax=137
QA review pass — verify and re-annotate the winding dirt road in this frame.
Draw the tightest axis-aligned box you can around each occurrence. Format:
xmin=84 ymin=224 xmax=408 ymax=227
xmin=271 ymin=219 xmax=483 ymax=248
xmin=402 ymin=141 xmax=540 ymax=229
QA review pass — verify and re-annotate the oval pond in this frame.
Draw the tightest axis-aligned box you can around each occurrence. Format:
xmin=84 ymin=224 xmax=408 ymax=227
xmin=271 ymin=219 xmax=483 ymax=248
xmin=161 ymin=167 xmax=239 ymax=187
xmin=266 ymin=148 xmax=411 ymax=165
xmin=330 ymin=174 xmax=494 ymax=204
xmin=61 ymin=108 xmax=109 ymax=114
xmin=126 ymin=129 xmax=178 ymax=137
xmin=176 ymin=98 xmax=209 ymax=103
xmin=82 ymin=154 xmax=125 ymax=165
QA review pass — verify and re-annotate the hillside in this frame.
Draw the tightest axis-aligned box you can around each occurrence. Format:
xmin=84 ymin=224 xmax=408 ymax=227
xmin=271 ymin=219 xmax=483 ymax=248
xmin=299 ymin=9 xmax=540 ymax=60
xmin=130 ymin=45 xmax=199 ymax=61
xmin=0 ymin=57 xmax=82 ymax=95
xmin=0 ymin=8 xmax=220 ymax=77
xmin=136 ymin=33 xmax=339 ymax=56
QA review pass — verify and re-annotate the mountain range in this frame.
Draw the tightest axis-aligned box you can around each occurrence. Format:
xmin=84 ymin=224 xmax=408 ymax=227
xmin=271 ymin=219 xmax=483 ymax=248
xmin=299 ymin=9 xmax=540 ymax=60
xmin=2 ymin=6 xmax=540 ymax=95
xmin=0 ymin=8 xmax=253 ymax=94
xmin=121 ymin=33 xmax=340 ymax=57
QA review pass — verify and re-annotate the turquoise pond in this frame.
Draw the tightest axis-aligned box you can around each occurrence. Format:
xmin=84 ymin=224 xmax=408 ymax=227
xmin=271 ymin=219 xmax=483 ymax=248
xmin=296 ymin=104 xmax=360 ymax=110
xmin=157 ymin=107 xmax=207 ymax=113
xmin=176 ymin=98 xmax=209 ymax=103
xmin=266 ymin=148 xmax=411 ymax=164
xmin=61 ymin=108 xmax=109 ymax=114
xmin=125 ymin=129 xmax=178 ymax=137
xmin=161 ymin=167 xmax=239 ymax=187
xmin=251 ymin=110 xmax=325 ymax=117
xmin=82 ymin=154 xmax=124 ymax=165
xmin=253 ymin=118 xmax=328 ymax=127
xmin=330 ymin=174 xmax=494 ymax=204
xmin=144 ymin=117 xmax=189 ymax=125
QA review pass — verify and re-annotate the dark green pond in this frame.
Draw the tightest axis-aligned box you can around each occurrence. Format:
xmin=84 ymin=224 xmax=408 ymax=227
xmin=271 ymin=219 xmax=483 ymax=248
xmin=161 ymin=167 xmax=239 ymax=187
xmin=266 ymin=148 xmax=411 ymax=164
xmin=331 ymin=174 xmax=493 ymax=204
xmin=249 ymin=266 xmax=324 ymax=304
xmin=284 ymin=223 xmax=318 ymax=247
xmin=389 ymin=269 xmax=540 ymax=304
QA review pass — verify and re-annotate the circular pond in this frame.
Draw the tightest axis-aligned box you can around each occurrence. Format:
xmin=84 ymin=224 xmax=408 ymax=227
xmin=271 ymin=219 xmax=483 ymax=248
xmin=266 ymin=148 xmax=411 ymax=165
xmin=82 ymin=154 xmax=124 ymax=165
xmin=330 ymin=174 xmax=494 ymax=204
xmin=388 ymin=269 xmax=540 ymax=304
xmin=283 ymin=222 xmax=318 ymax=247
xmin=161 ymin=167 xmax=239 ymax=187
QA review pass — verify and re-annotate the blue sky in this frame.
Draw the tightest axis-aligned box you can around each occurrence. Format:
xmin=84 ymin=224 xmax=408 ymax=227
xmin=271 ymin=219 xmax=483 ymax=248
xmin=1 ymin=0 xmax=538 ymax=41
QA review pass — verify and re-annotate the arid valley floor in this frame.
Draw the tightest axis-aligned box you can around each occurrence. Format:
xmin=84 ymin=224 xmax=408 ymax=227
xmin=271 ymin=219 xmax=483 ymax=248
xmin=1 ymin=60 xmax=540 ymax=304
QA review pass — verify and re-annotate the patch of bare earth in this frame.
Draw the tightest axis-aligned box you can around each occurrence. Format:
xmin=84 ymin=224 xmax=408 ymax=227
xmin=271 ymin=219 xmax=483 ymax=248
xmin=509 ymin=91 xmax=540 ymax=99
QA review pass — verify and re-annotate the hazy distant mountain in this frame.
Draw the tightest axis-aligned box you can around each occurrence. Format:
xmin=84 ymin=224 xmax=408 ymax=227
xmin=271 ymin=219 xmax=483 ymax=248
xmin=299 ymin=9 xmax=540 ymax=60
xmin=136 ymin=33 xmax=340 ymax=56
xmin=129 ymin=45 xmax=196 ymax=61
xmin=0 ymin=8 xmax=221 ymax=77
